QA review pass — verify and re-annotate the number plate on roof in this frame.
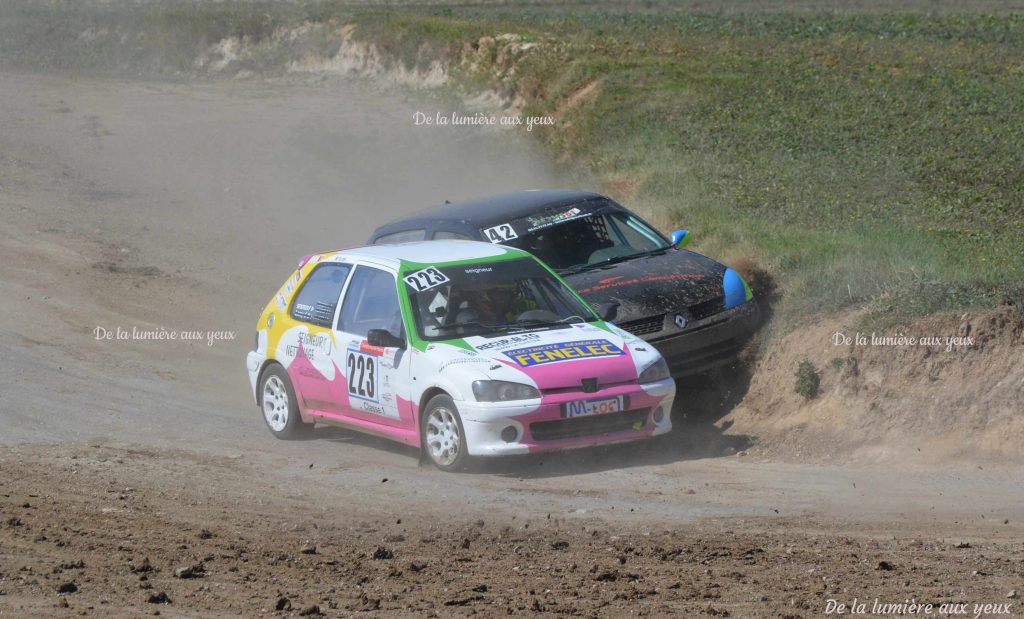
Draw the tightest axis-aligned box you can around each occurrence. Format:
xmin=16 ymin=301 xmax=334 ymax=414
xmin=482 ymin=223 xmax=518 ymax=243
xmin=403 ymin=267 xmax=450 ymax=292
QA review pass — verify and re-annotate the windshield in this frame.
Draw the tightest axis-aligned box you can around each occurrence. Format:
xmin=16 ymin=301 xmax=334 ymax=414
xmin=404 ymin=258 xmax=598 ymax=341
xmin=492 ymin=201 xmax=672 ymax=273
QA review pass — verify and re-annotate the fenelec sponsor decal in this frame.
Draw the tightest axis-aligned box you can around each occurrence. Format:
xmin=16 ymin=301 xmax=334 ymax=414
xmin=504 ymin=339 xmax=624 ymax=367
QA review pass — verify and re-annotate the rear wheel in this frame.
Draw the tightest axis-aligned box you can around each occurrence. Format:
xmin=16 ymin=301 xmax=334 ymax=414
xmin=421 ymin=394 xmax=470 ymax=472
xmin=259 ymin=364 xmax=313 ymax=439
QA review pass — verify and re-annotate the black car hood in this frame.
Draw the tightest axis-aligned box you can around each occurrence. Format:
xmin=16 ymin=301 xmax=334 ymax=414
xmin=563 ymin=249 xmax=727 ymax=322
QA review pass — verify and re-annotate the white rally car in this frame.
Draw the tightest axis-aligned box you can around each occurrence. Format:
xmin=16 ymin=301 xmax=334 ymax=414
xmin=246 ymin=241 xmax=675 ymax=471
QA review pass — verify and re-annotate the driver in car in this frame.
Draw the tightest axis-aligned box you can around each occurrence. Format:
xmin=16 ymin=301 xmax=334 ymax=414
xmin=460 ymin=284 xmax=534 ymax=324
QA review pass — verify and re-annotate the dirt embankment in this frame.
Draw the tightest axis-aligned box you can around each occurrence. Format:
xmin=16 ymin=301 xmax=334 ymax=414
xmin=726 ymin=304 xmax=1024 ymax=465
xmin=193 ymin=21 xmax=538 ymax=118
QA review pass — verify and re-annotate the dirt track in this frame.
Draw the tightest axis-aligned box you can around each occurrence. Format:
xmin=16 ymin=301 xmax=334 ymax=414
xmin=1 ymin=72 xmax=1023 ymax=617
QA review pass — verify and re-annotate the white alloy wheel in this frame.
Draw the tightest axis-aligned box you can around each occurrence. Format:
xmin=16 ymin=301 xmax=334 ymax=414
xmin=262 ymin=374 xmax=289 ymax=432
xmin=425 ymin=405 xmax=462 ymax=467
xmin=421 ymin=394 xmax=469 ymax=471
xmin=258 ymin=365 xmax=312 ymax=439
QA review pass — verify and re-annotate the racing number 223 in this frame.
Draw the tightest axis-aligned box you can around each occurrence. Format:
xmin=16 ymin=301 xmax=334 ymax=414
xmin=346 ymin=350 xmax=377 ymax=401
xmin=404 ymin=267 xmax=450 ymax=292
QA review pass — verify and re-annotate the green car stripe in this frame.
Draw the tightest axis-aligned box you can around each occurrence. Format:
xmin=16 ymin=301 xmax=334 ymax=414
xmin=396 ymin=250 xmax=605 ymax=352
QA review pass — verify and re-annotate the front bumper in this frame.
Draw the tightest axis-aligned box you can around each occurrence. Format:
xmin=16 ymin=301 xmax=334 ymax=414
xmin=649 ymin=301 xmax=759 ymax=377
xmin=457 ymin=377 xmax=675 ymax=457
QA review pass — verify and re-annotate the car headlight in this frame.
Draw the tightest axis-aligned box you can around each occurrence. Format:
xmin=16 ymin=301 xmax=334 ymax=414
xmin=472 ymin=380 xmax=540 ymax=402
xmin=638 ymin=357 xmax=670 ymax=384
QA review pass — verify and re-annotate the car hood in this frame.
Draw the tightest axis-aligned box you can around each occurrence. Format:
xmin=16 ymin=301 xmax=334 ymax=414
xmin=427 ymin=322 xmax=661 ymax=391
xmin=563 ymin=249 xmax=726 ymax=323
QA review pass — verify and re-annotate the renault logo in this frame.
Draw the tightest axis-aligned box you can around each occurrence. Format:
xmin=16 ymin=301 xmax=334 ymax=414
xmin=674 ymin=314 xmax=688 ymax=329
xmin=581 ymin=378 xmax=599 ymax=393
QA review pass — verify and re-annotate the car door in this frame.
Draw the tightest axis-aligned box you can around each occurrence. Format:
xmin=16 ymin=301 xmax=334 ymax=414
xmin=286 ymin=261 xmax=353 ymax=415
xmin=333 ymin=263 xmax=413 ymax=430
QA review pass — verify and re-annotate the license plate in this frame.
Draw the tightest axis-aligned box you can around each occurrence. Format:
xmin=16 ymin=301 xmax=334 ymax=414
xmin=562 ymin=396 xmax=624 ymax=419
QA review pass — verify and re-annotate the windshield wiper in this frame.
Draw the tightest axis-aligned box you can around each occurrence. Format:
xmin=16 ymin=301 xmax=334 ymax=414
xmin=572 ymin=246 xmax=673 ymax=272
xmin=555 ymin=264 xmax=588 ymax=275
xmin=435 ymin=320 xmax=503 ymax=334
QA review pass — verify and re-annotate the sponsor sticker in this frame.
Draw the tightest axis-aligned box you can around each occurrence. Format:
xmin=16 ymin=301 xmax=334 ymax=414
xmin=525 ymin=207 xmax=585 ymax=232
xmin=504 ymin=339 xmax=624 ymax=367
xmin=359 ymin=340 xmax=387 ymax=357
xmin=472 ymin=332 xmax=542 ymax=351
xmin=286 ymin=331 xmax=332 ymax=359
xmin=284 ymin=271 xmax=301 ymax=296
xmin=576 ymin=272 xmax=705 ymax=294
xmin=356 ymin=400 xmax=386 ymax=415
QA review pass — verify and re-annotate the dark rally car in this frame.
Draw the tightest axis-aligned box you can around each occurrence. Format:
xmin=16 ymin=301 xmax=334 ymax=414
xmin=369 ymin=189 xmax=759 ymax=376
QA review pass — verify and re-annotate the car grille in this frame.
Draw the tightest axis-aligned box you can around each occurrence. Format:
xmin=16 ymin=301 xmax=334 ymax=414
xmin=617 ymin=315 xmax=663 ymax=336
xmin=688 ymin=295 xmax=725 ymax=322
xmin=540 ymin=380 xmax=635 ymax=396
xmin=529 ymin=408 xmax=650 ymax=442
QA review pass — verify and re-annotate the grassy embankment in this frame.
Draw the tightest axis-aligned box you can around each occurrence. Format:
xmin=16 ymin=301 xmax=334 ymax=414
xmin=2 ymin=3 xmax=1021 ymax=328
xmin=351 ymin=10 xmax=1024 ymax=329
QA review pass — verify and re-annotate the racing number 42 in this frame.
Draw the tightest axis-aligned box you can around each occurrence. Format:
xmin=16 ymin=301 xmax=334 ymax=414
xmin=346 ymin=350 xmax=377 ymax=401
xmin=483 ymin=223 xmax=518 ymax=243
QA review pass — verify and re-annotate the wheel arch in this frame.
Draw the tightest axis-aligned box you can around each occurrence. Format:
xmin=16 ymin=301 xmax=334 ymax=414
xmin=257 ymin=360 xmax=316 ymax=425
xmin=418 ymin=386 xmax=450 ymax=427
xmin=255 ymin=359 xmax=288 ymax=407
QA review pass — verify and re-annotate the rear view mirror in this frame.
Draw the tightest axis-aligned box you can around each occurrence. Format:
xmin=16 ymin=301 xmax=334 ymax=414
xmin=671 ymin=229 xmax=692 ymax=248
xmin=594 ymin=302 xmax=619 ymax=322
xmin=367 ymin=329 xmax=404 ymax=349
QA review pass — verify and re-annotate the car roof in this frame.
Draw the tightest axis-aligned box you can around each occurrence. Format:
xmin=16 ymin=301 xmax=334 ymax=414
xmin=371 ymin=189 xmax=609 ymax=238
xmin=327 ymin=240 xmax=529 ymax=270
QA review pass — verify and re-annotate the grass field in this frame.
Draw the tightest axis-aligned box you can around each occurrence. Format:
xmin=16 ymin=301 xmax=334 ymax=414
xmin=351 ymin=9 xmax=1024 ymax=327
xmin=2 ymin=1 xmax=1021 ymax=328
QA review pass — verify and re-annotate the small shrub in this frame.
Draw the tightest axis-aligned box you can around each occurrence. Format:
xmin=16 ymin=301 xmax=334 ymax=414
xmin=829 ymin=357 xmax=845 ymax=372
xmin=794 ymin=360 xmax=820 ymax=400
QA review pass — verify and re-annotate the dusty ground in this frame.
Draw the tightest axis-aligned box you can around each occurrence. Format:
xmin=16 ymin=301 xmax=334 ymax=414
xmin=2 ymin=444 xmax=1022 ymax=618
xmin=1 ymin=71 xmax=1022 ymax=617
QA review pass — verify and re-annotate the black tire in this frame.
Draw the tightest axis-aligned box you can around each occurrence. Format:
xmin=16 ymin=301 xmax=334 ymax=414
xmin=258 ymin=364 xmax=313 ymax=439
xmin=420 ymin=394 xmax=470 ymax=472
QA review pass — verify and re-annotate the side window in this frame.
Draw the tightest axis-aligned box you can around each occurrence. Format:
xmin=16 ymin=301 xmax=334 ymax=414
xmin=433 ymin=230 xmax=471 ymax=241
xmin=614 ymin=213 xmax=663 ymax=248
xmin=374 ymin=229 xmax=425 ymax=245
xmin=290 ymin=264 xmax=352 ymax=327
xmin=337 ymin=266 xmax=404 ymax=339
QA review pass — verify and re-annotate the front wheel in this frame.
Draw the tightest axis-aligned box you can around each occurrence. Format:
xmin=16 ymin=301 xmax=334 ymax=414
xmin=421 ymin=394 xmax=470 ymax=472
xmin=259 ymin=364 xmax=313 ymax=439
